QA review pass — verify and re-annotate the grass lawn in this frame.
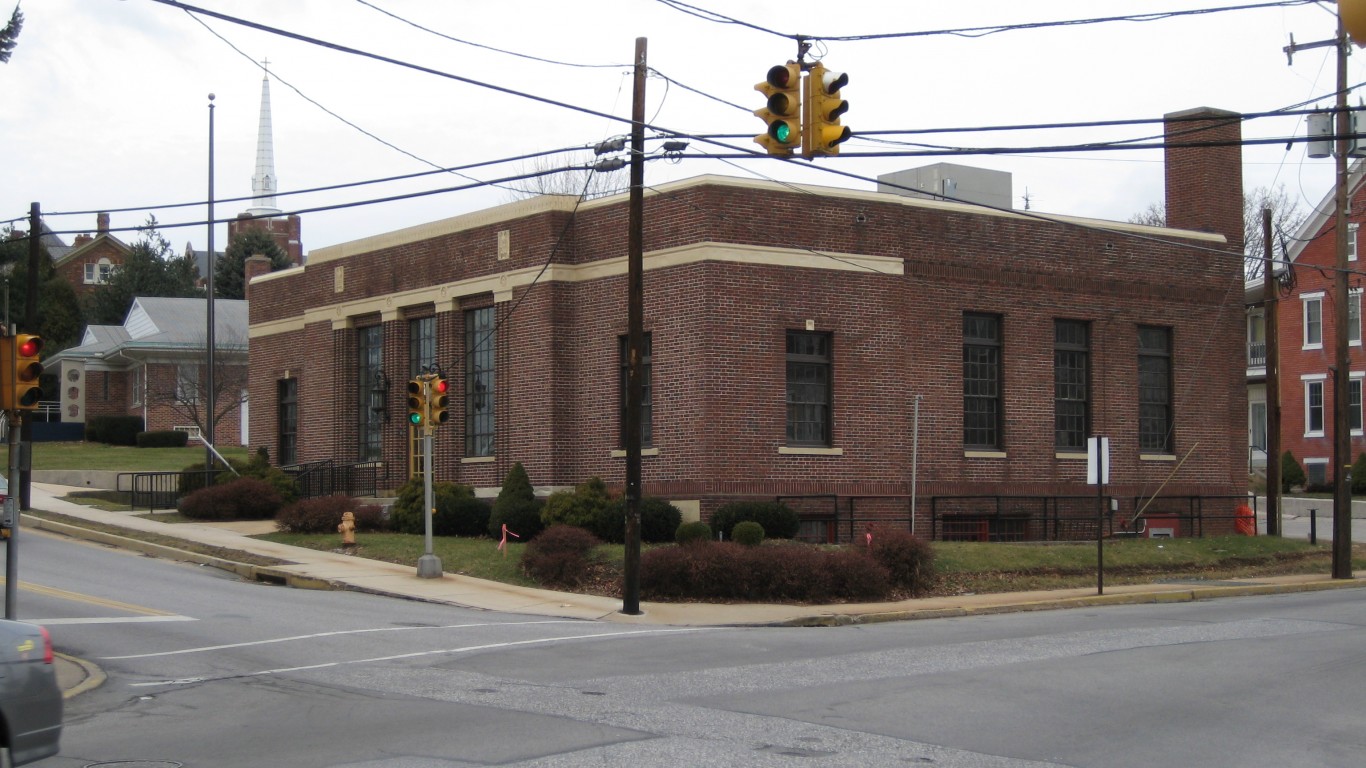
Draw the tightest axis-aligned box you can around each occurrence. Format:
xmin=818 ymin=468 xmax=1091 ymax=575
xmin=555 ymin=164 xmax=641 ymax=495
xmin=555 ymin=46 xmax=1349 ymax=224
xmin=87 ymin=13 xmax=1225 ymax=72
xmin=8 ymin=441 xmax=253 ymax=472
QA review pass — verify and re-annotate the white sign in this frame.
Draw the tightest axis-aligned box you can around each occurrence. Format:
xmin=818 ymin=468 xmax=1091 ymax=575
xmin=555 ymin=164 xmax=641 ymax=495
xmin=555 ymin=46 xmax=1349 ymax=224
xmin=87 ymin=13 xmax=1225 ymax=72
xmin=1087 ymin=436 xmax=1110 ymax=485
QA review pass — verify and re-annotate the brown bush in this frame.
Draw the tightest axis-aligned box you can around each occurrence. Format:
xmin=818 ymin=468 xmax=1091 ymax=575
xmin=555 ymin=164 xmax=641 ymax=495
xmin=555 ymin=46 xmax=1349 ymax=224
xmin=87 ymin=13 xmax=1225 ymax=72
xmin=521 ymin=525 xmax=602 ymax=588
xmin=275 ymin=494 xmax=387 ymax=534
xmin=178 ymin=477 xmax=282 ymax=521
xmin=867 ymin=527 xmax=936 ymax=595
xmin=640 ymin=541 xmax=897 ymax=603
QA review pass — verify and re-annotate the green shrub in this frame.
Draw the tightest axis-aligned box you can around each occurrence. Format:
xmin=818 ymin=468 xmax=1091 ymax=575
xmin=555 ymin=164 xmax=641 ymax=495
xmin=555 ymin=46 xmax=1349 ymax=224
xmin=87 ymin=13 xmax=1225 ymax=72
xmin=177 ymin=461 xmax=236 ymax=496
xmin=710 ymin=501 xmax=799 ymax=540
xmin=541 ymin=476 xmax=614 ymax=532
xmin=585 ymin=496 xmax=684 ymax=544
xmin=226 ymin=450 xmax=298 ymax=504
xmin=521 ymin=524 xmax=603 ymax=587
xmin=1352 ymin=453 xmax=1366 ymax=495
xmin=275 ymin=494 xmax=386 ymax=534
xmin=489 ymin=462 xmax=544 ymax=541
xmin=178 ymin=477 xmax=282 ymax=520
xmin=1281 ymin=450 xmax=1306 ymax=493
xmin=136 ymin=430 xmax=189 ymax=448
xmin=675 ymin=520 xmax=712 ymax=544
xmin=731 ymin=520 xmax=765 ymax=546
xmin=867 ymin=527 xmax=935 ymax=595
xmin=389 ymin=478 xmax=487 ymax=536
xmin=87 ymin=415 xmax=144 ymax=446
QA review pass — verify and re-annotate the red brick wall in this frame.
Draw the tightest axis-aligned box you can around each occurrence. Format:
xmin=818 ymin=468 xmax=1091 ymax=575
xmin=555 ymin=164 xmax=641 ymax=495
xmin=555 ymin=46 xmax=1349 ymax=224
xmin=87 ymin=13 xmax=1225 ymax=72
xmin=249 ymin=170 xmax=1247 ymax=528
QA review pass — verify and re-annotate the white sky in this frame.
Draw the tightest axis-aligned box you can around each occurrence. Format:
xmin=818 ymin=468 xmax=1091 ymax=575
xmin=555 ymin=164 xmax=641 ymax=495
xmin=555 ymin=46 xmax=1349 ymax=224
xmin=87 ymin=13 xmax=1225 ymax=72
xmin=1 ymin=0 xmax=1359 ymax=255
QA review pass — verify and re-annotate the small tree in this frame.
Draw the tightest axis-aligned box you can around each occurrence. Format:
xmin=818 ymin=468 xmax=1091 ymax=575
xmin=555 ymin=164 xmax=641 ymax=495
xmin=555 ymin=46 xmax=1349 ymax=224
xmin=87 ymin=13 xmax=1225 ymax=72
xmin=489 ymin=462 xmax=544 ymax=540
xmin=142 ymin=331 xmax=249 ymax=447
xmin=1280 ymin=450 xmax=1306 ymax=494
xmin=215 ymin=229 xmax=291 ymax=300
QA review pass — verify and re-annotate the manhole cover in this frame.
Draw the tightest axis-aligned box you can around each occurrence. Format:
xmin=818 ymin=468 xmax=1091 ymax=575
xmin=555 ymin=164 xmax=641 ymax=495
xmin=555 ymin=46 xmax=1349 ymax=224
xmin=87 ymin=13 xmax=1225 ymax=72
xmin=86 ymin=762 xmax=184 ymax=768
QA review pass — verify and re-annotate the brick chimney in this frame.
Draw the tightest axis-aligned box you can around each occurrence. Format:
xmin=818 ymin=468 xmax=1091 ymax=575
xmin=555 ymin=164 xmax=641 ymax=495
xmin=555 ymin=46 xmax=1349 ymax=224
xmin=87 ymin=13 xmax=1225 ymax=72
xmin=244 ymin=254 xmax=272 ymax=302
xmin=96 ymin=212 xmax=110 ymax=235
xmin=1164 ymin=107 xmax=1244 ymax=254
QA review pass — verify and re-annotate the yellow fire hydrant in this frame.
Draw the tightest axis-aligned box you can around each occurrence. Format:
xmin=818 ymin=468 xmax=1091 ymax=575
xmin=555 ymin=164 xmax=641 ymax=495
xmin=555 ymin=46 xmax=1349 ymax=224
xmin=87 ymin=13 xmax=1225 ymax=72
xmin=338 ymin=510 xmax=356 ymax=546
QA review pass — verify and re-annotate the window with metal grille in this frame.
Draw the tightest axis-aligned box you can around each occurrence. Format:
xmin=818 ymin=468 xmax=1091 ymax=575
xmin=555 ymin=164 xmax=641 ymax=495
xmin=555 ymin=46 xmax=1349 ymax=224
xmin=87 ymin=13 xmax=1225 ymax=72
xmin=409 ymin=316 xmax=436 ymax=377
xmin=963 ymin=313 xmax=1002 ymax=450
xmin=619 ymin=333 xmax=652 ymax=448
xmin=1138 ymin=325 xmax=1173 ymax=453
xmin=357 ymin=325 xmax=383 ymax=462
xmin=1054 ymin=320 xmax=1089 ymax=451
xmin=465 ymin=307 xmax=496 ymax=457
xmin=278 ymin=378 xmax=297 ymax=466
xmin=786 ymin=330 xmax=832 ymax=446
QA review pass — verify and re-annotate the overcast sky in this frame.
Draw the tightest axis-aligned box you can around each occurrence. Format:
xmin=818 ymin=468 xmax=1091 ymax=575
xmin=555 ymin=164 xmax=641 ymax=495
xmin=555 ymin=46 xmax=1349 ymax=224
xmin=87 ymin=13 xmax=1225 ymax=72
xmin=1 ymin=0 xmax=1358 ymax=256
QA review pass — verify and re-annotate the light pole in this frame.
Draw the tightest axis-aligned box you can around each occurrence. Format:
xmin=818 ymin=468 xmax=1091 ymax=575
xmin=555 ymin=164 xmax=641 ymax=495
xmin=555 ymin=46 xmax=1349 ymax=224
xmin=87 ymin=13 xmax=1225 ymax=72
xmin=206 ymin=93 xmax=217 ymax=471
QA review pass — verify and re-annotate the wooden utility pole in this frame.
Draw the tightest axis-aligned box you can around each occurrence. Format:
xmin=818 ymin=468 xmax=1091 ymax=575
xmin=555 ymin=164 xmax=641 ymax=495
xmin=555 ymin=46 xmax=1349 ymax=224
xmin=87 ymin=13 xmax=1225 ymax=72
xmin=1263 ymin=208 xmax=1282 ymax=537
xmin=1331 ymin=18 xmax=1354 ymax=579
xmin=621 ymin=37 xmax=647 ymax=615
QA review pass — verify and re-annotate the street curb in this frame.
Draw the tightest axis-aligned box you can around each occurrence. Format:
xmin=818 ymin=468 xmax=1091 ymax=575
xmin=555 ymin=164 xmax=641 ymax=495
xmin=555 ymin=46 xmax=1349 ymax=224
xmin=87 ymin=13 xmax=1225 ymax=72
xmin=774 ymin=579 xmax=1366 ymax=627
xmin=19 ymin=514 xmax=342 ymax=592
xmin=55 ymin=652 xmax=106 ymax=699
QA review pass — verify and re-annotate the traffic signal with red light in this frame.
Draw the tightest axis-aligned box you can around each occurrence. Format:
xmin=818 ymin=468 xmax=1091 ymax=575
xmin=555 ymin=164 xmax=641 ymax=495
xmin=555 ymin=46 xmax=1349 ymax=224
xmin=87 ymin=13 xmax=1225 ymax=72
xmin=803 ymin=62 xmax=850 ymax=158
xmin=754 ymin=62 xmax=802 ymax=156
xmin=430 ymin=376 xmax=450 ymax=427
xmin=12 ymin=334 xmax=43 ymax=411
xmin=407 ymin=378 xmax=427 ymax=427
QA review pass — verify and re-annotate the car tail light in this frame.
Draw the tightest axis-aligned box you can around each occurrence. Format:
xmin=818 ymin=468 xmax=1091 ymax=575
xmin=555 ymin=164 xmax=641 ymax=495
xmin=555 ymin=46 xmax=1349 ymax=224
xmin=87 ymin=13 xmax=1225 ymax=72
xmin=40 ymin=625 xmax=54 ymax=664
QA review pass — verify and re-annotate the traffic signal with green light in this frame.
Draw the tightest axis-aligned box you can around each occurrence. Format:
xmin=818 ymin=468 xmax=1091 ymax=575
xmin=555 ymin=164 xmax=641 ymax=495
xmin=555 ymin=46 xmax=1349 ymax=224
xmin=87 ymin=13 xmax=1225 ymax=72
xmin=12 ymin=334 xmax=43 ymax=411
xmin=754 ymin=62 xmax=802 ymax=156
xmin=803 ymin=62 xmax=850 ymax=158
xmin=430 ymin=376 xmax=450 ymax=427
xmin=407 ymin=377 xmax=428 ymax=427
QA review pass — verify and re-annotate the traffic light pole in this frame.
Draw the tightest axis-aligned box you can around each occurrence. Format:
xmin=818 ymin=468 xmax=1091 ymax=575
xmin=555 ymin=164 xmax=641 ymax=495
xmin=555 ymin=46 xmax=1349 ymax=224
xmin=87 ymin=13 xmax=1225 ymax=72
xmin=621 ymin=36 xmax=646 ymax=616
xmin=4 ymin=410 xmax=20 ymax=619
xmin=417 ymin=378 xmax=442 ymax=578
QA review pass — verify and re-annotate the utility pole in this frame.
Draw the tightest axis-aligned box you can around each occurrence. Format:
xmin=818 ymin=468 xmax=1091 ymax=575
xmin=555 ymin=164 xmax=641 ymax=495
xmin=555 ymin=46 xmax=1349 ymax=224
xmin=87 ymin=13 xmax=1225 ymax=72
xmin=1330 ymin=18 xmax=1354 ymax=579
xmin=621 ymin=37 xmax=647 ymax=616
xmin=206 ymin=94 xmax=217 ymax=471
xmin=1263 ymin=208 xmax=1282 ymax=537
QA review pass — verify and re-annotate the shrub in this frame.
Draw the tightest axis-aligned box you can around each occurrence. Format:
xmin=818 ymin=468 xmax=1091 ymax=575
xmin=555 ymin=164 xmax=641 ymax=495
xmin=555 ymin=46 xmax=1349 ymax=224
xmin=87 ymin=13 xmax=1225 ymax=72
xmin=710 ymin=501 xmax=799 ymax=540
xmin=1352 ymin=453 xmax=1366 ymax=495
xmin=675 ymin=520 xmax=712 ymax=544
xmin=867 ymin=527 xmax=935 ymax=594
xmin=541 ymin=476 xmax=614 ymax=532
xmin=87 ymin=415 xmax=144 ymax=446
xmin=489 ymin=462 xmax=544 ymax=541
xmin=639 ymin=541 xmax=895 ymax=602
xmin=228 ymin=450 xmax=298 ymax=504
xmin=732 ymin=520 xmax=765 ymax=547
xmin=521 ymin=524 xmax=602 ymax=588
xmin=593 ymin=496 xmax=684 ymax=544
xmin=178 ymin=477 xmax=282 ymax=521
xmin=136 ymin=430 xmax=189 ymax=448
xmin=275 ymin=494 xmax=387 ymax=534
xmin=388 ymin=478 xmax=487 ymax=536
xmin=1281 ymin=450 xmax=1306 ymax=493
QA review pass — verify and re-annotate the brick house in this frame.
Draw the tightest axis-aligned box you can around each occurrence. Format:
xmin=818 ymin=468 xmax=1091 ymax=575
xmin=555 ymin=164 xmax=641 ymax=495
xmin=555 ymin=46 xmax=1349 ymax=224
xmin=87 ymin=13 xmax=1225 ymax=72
xmin=246 ymin=107 xmax=1248 ymax=540
xmin=1260 ymin=160 xmax=1366 ymax=488
xmin=48 ymin=213 xmax=132 ymax=299
xmin=46 ymin=296 xmax=250 ymax=446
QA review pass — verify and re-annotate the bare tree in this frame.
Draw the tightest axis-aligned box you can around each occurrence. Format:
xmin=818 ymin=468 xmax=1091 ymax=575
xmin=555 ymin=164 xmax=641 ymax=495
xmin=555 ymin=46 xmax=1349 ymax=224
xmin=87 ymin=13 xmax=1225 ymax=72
xmin=1127 ymin=185 xmax=1307 ymax=280
xmin=504 ymin=151 xmax=628 ymax=202
xmin=143 ymin=333 xmax=249 ymax=441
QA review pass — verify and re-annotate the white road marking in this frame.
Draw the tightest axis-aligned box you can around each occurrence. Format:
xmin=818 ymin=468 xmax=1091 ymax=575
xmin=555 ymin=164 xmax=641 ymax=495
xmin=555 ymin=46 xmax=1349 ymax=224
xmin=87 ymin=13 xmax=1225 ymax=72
xmin=102 ymin=619 xmax=590 ymax=660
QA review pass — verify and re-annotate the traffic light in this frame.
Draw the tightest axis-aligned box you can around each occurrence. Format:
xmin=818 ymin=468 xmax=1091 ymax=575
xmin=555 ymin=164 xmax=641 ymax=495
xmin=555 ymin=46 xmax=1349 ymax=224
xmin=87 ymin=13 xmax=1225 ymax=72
xmin=12 ymin=334 xmax=43 ymax=410
xmin=406 ymin=377 xmax=427 ymax=427
xmin=1343 ymin=0 xmax=1366 ymax=46
xmin=803 ymin=62 xmax=850 ymax=158
xmin=754 ymin=62 xmax=802 ymax=156
xmin=430 ymin=376 xmax=449 ymax=427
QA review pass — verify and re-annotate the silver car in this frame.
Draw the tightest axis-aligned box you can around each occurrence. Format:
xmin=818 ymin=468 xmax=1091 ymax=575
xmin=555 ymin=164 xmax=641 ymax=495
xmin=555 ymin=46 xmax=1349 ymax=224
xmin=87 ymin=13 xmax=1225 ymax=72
xmin=0 ymin=618 xmax=63 ymax=766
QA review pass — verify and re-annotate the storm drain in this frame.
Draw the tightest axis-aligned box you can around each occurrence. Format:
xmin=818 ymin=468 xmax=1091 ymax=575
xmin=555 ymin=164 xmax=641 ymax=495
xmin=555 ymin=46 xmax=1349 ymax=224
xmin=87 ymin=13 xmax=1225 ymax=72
xmin=85 ymin=762 xmax=184 ymax=768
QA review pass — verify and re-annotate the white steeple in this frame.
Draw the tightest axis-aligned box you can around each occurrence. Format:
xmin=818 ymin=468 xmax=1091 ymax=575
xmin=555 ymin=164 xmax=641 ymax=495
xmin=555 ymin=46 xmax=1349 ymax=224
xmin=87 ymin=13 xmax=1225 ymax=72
xmin=246 ymin=60 xmax=280 ymax=217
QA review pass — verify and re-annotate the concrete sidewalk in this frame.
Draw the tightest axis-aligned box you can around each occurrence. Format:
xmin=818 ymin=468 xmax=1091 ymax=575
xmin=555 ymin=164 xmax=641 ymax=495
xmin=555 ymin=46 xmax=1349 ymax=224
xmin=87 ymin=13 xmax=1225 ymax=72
xmin=17 ymin=482 xmax=1366 ymax=696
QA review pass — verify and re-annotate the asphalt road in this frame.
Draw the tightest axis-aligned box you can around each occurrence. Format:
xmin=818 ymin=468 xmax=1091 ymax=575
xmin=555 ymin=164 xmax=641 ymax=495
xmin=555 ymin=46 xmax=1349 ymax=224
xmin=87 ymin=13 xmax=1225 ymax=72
xmin=9 ymin=528 xmax=1366 ymax=767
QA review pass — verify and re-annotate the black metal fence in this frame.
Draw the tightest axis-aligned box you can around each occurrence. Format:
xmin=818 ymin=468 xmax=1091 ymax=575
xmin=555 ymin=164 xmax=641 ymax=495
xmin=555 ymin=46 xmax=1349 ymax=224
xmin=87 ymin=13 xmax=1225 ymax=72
xmin=118 ymin=469 xmax=224 ymax=512
xmin=770 ymin=493 xmax=1256 ymax=544
xmin=283 ymin=460 xmax=380 ymax=500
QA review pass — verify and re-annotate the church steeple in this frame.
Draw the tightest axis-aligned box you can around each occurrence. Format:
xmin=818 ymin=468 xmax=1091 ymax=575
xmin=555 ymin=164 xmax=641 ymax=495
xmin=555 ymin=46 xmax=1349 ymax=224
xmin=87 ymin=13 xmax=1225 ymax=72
xmin=246 ymin=60 xmax=279 ymax=217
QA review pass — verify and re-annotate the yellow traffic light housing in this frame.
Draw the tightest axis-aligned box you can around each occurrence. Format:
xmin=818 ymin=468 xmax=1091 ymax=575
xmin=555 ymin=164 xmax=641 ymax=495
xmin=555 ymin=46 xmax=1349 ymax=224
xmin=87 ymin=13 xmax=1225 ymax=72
xmin=803 ymin=62 xmax=850 ymax=158
xmin=12 ymin=334 xmax=43 ymax=411
xmin=754 ymin=62 xmax=802 ymax=156
xmin=430 ymin=376 xmax=450 ymax=427
xmin=407 ymin=377 xmax=427 ymax=428
xmin=1343 ymin=0 xmax=1366 ymax=46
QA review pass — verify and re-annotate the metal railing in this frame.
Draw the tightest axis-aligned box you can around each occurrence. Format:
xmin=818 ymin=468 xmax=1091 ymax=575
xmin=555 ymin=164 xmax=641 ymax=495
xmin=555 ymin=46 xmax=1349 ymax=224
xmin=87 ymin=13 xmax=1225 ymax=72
xmin=930 ymin=495 xmax=1115 ymax=542
xmin=1247 ymin=341 xmax=1267 ymax=368
xmin=117 ymin=469 xmax=224 ymax=512
xmin=283 ymin=459 xmax=380 ymax=500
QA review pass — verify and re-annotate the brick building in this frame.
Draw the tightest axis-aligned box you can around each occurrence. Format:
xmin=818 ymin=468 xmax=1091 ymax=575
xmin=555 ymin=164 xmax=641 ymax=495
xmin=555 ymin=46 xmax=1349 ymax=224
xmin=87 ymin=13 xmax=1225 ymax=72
xmin=47 ymin=297 xmax=250 ymax=446
xmin=247 ymin=107 xmax=1249 ymax=540
xmin=48 ymin=212 xmax=132 ymax=299
xmin=1259 ymin=159 xmax=1366 ymax=488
